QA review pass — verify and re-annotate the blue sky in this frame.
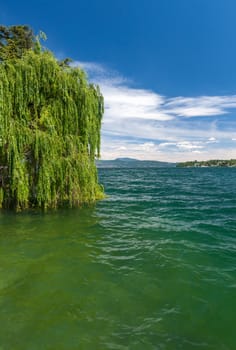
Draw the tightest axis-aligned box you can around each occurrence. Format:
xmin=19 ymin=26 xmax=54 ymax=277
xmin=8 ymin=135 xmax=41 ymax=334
xmin=2 ymin=0 xmax=236 ymax=161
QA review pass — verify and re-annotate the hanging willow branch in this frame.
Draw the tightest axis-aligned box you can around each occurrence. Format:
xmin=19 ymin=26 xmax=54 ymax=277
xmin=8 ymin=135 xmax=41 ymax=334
xmin=0 ymin=49 xmax=104 ymax=210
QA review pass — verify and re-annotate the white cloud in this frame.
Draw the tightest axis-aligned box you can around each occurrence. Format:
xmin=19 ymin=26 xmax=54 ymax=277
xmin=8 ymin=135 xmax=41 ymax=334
xmin=159 ymin=141 xmax=204 ymax=150
xmin=102 ymin=85 xmax=172 ymax=121
xmin=165 ymin=96 xmax=236 ymax=117
xmin=176 ymin=141 xmax=204 ymax=150
xmin=73 ymin=61 xmax=236 ymax=161
xmin=159 ymin=142 xmax=177 ymax=148
xmin=71 ymin=61 xmax=106 ymax=75
xmin=208 ymin=137 xmax=217 ymax=141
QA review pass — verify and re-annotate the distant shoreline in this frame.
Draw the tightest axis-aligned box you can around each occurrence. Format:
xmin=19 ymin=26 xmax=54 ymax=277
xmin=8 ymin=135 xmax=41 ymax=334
xmin=96 ymin=158 xmax=176 ymax=168
xmin=177 ymin=159 xmax=236 ymax=167
xmin=96 ymin=158 xmax=236 ymax=168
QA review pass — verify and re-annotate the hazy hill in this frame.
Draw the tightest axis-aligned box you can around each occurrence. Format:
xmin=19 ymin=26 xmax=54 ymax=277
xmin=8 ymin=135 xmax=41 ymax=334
xmin=96 ymin=158 xmax=176 ymax=168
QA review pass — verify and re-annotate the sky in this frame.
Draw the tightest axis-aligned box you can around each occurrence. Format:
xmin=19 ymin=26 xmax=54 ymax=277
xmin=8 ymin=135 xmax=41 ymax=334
xmin=1 ymin=0 xmax=236 ymax=161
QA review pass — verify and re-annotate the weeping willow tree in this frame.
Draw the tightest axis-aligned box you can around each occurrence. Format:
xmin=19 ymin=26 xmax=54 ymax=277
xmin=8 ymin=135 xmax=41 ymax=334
xmin=0 ymin=27 xmax=104 ymax=210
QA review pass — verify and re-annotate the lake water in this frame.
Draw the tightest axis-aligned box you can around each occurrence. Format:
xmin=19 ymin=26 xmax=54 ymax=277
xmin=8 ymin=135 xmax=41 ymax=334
xmin=0 ymin=167 xmax=236 ymax=349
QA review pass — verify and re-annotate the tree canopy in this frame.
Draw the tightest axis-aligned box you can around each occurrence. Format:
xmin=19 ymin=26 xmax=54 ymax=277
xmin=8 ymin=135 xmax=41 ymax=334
xmin=0 ymin=25 xmax=35 ymax=61
xmin=0 ymin=25 xmax=104 ymax=210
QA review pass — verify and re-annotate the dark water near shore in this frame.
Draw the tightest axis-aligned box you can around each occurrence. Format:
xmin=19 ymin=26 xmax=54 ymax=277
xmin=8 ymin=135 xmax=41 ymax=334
xmin=0 ymin=167 xmax=236 ymax=349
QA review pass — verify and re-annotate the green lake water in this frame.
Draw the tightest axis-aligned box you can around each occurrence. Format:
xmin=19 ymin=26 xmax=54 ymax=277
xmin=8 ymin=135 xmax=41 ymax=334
xmin=0 ymin=167 xmax=236 ymax=349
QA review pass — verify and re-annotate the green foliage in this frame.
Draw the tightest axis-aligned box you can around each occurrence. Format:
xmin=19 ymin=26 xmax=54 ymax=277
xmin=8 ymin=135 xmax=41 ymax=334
xmin=0 ymin=25 xmax=35 ymax=61
xmin=177 ymin=159 xmax=236 ymax=167
xmin=0 ymin=48 xmax=104 ymax=210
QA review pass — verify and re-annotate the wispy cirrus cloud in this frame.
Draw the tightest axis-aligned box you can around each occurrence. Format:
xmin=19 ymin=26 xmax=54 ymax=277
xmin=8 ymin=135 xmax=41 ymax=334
xmin=73 ymin=60 xmax=236 ymax=161
xmin=71 ymin=61 xmax=107 ymax=76
xmin=165 ymin=96 xmax=236 ymax=117
xmin=159 ymin=141 xmax=204 ymax=150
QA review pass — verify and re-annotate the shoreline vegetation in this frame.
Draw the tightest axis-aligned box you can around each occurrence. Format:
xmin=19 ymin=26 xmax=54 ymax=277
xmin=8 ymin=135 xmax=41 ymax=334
xmin=177 ymin=159 xmax=236 ymax=167
xmin=0 ymin=25 xmax=104 ymax=211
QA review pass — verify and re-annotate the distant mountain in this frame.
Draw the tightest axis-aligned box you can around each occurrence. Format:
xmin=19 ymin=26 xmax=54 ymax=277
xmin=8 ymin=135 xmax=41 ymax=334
xmin=115 ymin=157 xmax=137 ymax=161
xmin=96 ymin=158 xmax=176 ymax=168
